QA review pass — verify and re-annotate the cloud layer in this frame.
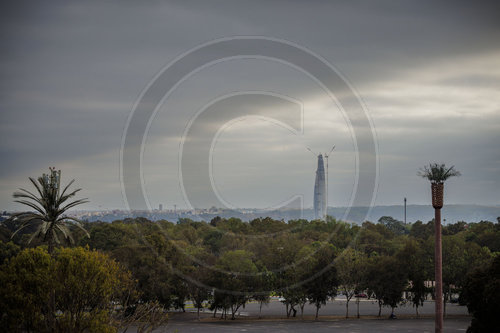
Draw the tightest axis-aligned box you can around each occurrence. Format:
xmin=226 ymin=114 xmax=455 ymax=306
xmin=1 ymin=0 xmax=499 ymax=211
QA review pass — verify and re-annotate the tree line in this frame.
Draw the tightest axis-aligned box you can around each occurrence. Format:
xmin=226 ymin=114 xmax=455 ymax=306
xmin=2 ymin=214 xmax=498 ymax=325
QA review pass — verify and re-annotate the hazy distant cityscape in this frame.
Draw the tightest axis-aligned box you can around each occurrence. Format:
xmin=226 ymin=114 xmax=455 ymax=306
xmin=3 ymin=204 xmax=496 ymax=225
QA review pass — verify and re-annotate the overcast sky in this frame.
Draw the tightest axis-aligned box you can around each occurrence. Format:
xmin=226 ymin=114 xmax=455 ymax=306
xmin=1 ymin=0 xmax=499 ymax=211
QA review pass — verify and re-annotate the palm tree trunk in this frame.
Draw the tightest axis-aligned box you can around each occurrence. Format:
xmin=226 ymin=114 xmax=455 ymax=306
xmin=434 ymin=207 xmax=443 ymax=333
xmin=45 ymin=231 xmax=55 ymax=254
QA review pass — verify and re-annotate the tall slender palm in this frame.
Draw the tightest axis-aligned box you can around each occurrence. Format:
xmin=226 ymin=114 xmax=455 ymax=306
xmin=418 ymin=163 xmax=460 ymax=333
xmin=10 ymin=168 xmax=90 ymax=253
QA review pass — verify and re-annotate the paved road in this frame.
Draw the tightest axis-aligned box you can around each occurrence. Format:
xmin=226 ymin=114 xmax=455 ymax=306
xmin=163 ymin=316 xmax=470 ymax=333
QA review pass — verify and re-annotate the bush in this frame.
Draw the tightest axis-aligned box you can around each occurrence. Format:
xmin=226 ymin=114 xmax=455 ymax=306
xmin=0 ymin=246 xmax=134 ymax=332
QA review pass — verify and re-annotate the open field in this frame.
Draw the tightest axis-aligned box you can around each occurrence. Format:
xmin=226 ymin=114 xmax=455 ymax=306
xmin=156 ymin=299 xmax=471 ymax=332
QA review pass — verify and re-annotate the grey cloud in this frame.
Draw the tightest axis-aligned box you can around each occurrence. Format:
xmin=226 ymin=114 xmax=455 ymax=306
xmin=1 ymin=0 xmax=500 ymax=210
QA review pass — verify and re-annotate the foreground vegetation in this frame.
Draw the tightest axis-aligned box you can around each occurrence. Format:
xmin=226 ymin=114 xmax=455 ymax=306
xmin=2 ymin=214 xmax=498 ymax=328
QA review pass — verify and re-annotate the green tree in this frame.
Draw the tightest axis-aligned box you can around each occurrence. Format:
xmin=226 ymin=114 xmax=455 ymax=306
xmin=305 ymin=242 xmax=338 ymax=320
xmin=0 ymin=240 xmax=21 ymax=264
xmin=252 ymin=264 xmax=272 ymax=319
xmin=0 ymin=247 xmax=54 ymax=332
xmin=397 ymin=239 xmax=430 ymax=317
xmin=290 ymin=245 xmax=318 ymax=319
xmin=465 ymin=221 xmax=500 ymax=253
xmin=212 ymin=250 xmax=258 ymax=320
xmin=364 ymin=255 xmax=408 ymax=318
xmin=54 ymin=247 xmax=134 ymax=332
xmin=9 ymin=168 xmax=89 ymax=253
xmin=0 ymin=246 xmax=134 ymax=332
xmin=442 ymin=235 xmax=491 ymax=317
xmin=460 ymin=256 xmax=499 ymax=333
xmin=183 ymin=246 xmax=215 ymax=320
xmin=335 ymin=248 xmax=367 ymax=318
xmin=380 ymin=256 xmax=407 ymax=317
xmin=378 ymin=216 xmax=408 ymax=235
xmin=364 ymin=256 xmax=385 ymax=317
xmin=112 ymin=244 xmax=174 ymax=308
xmin=410 ymin=220 xmax=434 ymax=240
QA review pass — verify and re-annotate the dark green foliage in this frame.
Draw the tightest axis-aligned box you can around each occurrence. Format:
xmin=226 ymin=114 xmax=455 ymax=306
xmin=364 ymin=255 xmax=408 ymax=317
xmin=461 ymin=256 xmax=500 ymax=333
xmin=378 ymin=216 xmax=408 ymax=235
xmin=306 ymin=242 xmax=338 ymax=319
xmin=0 ymin=241 xmax=21 ymax=265
xmin=410 ymin=220 xmax=434 ymax=240
xmin=0 ymin=247 xmax=134 ymax=332
xmin=443 ymin=221 xmax=468 ymax=236
xmin=379 ymin=256 xmax=407 ymax=313
xmin=2 ymin=213 xmax=494 ymax=321
xmin=397 ymin=239 xmax=429 ymax=317
xmin=465 ymin=221 xmax=500 ymax=253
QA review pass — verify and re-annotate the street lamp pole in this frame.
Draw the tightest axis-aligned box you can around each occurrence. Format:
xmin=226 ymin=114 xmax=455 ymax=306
xmin=404 ymin=197 xmax=407 ymax=225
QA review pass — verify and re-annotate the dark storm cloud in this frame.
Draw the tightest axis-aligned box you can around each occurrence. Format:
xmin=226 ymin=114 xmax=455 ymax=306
xmin=1 ymin=0 xmax=499 ymax=209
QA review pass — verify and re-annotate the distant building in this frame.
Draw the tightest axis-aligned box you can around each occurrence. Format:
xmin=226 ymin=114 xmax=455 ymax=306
xmin=314 ymin=154 xmax=327 ymax=220
xmin=159 ymin=204 xmax=163 ymax=211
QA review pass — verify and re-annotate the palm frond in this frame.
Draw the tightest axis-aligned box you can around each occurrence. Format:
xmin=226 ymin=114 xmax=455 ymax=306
xmin=58 ymin=216 xmax=90 ymax=238
xmin=27 ymin=223 xmax=47 ymax=244
xmin=13 ymin=192 xmax=46 ymax=209
xmin=8 ymin=211 xmax=43 ymax=220
xmin=58 ymin=198 xmax=89 ymax=215
xmin=418 ymin=163 xmax=461 ymax=183
xmin=14 ymin=212 xmax=45 ymax=223
xmin=52 ymin=228 xmax=61 ymax=245
xmin=57 ymin=215 xmax=84 ymax=224
xmin=14 ymin=188 xmax=43 ymax=205
xmin=10 ymin=217 xmax=44 ymax=239
xmin=56 ymin=224 xmax=75 ymax=244
xmin=58 ymin=179 xmax=75 ymax=199
xmin=57 ymin=189 xmax=83 ymax=207
xmin=28 ymin=177 xmax=45 ymax=198
xmin=13 ymin=199 xmax=46 ymax=215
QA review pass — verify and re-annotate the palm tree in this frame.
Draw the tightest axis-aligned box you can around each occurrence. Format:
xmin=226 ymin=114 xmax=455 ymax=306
xmin=418 ymin=163 xmax=460 ymax=333
xmin=10 ymin=168 xmax=90 ymax=253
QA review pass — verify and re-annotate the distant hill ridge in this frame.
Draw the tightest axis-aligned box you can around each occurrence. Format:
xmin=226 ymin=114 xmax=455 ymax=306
xmin=328 ymin=204 xmax=500 ymax=224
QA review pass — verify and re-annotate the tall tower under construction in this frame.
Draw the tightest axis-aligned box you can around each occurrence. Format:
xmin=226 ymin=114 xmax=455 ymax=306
xmin=314 ymin=154 xmax=327 ymax=220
